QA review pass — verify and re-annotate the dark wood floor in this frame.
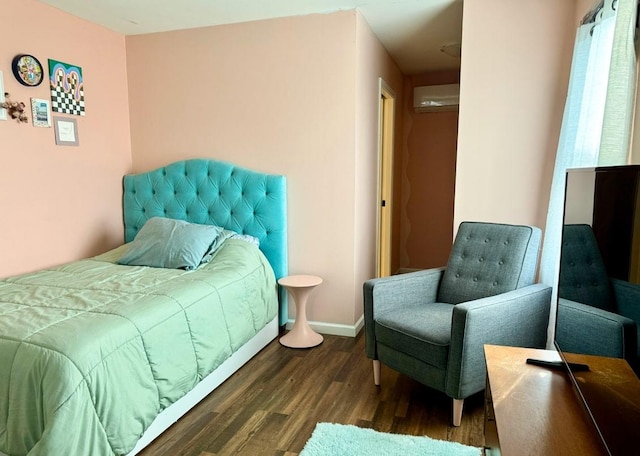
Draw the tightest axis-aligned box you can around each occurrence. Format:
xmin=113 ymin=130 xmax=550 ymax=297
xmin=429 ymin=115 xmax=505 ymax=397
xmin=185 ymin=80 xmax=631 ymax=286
xmin=139 ymin=331 xmax=486 ymax=456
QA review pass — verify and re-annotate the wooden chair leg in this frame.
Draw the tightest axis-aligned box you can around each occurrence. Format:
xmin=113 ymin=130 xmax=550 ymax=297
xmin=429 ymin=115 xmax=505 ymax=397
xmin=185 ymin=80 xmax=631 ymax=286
xmin=452 ymin=398 xmax=464 ymax=426
xmin=373 ymin=360 xmax=381 ymax=385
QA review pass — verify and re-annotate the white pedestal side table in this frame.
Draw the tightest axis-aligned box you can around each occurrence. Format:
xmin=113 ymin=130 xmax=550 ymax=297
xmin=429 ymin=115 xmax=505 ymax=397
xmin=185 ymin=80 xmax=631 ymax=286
xmin=278 ymin=275 xmax=323 ymax=348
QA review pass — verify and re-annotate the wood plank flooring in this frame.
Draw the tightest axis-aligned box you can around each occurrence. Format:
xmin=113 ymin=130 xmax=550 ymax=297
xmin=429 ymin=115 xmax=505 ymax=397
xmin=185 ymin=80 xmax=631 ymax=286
xmin=138 ymin=331 xmax=486 ymax=455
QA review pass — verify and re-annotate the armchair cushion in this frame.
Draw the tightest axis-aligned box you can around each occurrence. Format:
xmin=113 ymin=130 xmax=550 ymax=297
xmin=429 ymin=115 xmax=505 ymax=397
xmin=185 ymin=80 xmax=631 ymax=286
xmin=364 ymin=268 xmax=444 ymax=360
xmin=437 ymin=222 xmax=541 ymax=304
xmin=376 ymin=303 xmax=454 ymax=369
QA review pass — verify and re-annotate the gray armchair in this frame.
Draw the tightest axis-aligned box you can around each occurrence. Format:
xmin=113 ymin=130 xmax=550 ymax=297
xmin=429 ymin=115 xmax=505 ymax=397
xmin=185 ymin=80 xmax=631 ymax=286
xmin=556 ymin=224 xmax=640 ymax=369
xmin=364 ymin=221 xmax=551 ymax=426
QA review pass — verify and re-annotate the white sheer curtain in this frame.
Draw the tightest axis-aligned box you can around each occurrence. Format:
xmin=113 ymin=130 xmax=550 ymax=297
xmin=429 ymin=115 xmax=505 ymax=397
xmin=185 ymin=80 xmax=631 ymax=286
xmin=540 ymin=0 xmax=638 ymax=345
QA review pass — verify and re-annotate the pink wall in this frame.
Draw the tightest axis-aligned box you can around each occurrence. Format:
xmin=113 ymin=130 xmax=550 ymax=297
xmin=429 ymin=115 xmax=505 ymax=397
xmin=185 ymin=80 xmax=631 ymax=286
xmin=401 ymin=70 xmax=459 ymax=270
xmin=1 ymin=0 xmax=132 ymax=278
xmin=126 ymin=11 xmax=403 ymax=331
xmin=3 ymin=0 xmax=602 ymax=334
xmin=455 ymin=0 xmax=579 ymax=233
xmin=354 ymin=12 xmax=405 ymax=325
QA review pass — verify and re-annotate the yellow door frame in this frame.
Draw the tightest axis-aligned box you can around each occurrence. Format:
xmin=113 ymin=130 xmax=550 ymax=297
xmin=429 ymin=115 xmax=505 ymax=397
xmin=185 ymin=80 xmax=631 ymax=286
xmin=377 ymin=78 xmax=395 ymax=278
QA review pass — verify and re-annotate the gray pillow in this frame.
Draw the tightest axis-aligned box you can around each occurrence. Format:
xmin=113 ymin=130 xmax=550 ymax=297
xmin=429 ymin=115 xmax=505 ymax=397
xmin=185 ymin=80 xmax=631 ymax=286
xmin=118 ymin=217 xmax=223 ymax=270
xmin=200 ymin=229 xmax=260 ymax=264
xmin=201 ymin=229 xmax=235 ymax=264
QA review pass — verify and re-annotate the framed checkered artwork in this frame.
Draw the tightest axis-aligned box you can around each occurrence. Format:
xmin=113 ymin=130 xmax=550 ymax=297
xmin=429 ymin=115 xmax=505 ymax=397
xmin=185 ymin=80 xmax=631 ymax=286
xmin=48 ymin=59 xmax=85 ymax=116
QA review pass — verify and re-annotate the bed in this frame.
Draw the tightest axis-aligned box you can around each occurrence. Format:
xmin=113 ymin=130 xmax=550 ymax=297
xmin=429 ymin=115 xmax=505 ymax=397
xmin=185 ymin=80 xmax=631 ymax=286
xmin=0 ymin=159 xmax=288 ymax=456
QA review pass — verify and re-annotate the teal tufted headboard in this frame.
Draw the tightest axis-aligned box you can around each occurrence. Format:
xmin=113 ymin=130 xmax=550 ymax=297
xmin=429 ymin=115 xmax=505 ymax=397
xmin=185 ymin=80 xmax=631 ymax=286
xmin=122 ymin=158 xmax=288 ymax=325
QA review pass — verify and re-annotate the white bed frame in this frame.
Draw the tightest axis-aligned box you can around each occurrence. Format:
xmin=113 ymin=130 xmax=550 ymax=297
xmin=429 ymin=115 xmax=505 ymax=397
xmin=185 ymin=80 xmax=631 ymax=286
xmin=127 ymin=316 xmax=278 ymax=455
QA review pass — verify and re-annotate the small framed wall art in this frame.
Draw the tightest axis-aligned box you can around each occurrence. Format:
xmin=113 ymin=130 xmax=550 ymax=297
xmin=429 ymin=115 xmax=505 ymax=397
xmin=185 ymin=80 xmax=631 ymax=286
xmin=31 ymin=98 xmax=51 ymax=127
xmin=53 ymin=116 xmax=79 ymax=146
xmin=49 ymin=59 xmax=85 ymax=116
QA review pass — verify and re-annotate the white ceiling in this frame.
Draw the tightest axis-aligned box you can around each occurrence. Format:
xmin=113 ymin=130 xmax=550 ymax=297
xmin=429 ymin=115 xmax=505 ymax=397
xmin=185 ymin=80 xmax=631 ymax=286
xmin=36 ymin=0 xmax=463 ymax=75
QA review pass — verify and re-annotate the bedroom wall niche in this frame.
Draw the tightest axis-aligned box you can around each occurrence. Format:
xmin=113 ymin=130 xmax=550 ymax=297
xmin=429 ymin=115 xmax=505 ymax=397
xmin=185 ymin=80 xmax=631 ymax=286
xmin=1 ymin=0 xmax=132 ymax=278
xmin=400 ymin=69 xmax=459 ymax=271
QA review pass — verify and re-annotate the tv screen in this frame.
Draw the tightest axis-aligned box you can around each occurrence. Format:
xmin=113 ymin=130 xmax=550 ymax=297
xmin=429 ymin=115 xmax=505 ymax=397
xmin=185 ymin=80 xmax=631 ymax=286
xmin=555 ymin=165 xmax=640 ymax=456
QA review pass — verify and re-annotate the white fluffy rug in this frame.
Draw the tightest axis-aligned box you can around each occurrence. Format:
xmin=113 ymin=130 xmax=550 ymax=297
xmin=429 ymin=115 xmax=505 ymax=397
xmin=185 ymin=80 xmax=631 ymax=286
xmin=300 ymin=422 xmax=482 ymax=456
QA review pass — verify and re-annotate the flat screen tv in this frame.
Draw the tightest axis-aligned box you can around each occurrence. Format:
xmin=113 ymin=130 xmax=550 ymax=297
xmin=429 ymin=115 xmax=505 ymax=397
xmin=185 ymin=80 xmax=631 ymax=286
xmin=555 ymin=165 xmax=640 ymax=455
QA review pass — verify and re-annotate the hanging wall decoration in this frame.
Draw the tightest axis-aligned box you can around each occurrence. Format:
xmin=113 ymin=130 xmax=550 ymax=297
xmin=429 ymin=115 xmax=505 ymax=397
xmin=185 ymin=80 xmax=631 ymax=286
xmin=1 ymin=93 xmax=28 ymax=123
xmin=48 ymin=59 xmax=85 ymax=116
xmin=12 ymin=54 xmax=44 ymax=87
xmin=53 ymin=116 xmax=79 ymax=146
xmin=31 ymin=98 xmax=52 ymax=127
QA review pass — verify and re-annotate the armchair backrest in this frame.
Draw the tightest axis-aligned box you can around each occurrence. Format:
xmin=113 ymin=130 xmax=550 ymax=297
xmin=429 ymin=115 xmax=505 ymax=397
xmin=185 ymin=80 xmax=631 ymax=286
xmin=437 ymin=222 xmax=541 ymax=304
xmin=558 ymin=224 xmax=613 ymax=310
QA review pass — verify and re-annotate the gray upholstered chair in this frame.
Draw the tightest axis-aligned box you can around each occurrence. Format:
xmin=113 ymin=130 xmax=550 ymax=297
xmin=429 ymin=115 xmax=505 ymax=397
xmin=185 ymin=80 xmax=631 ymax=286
xmin=556 ymin=224 xmax=640 ymax=369
xmin=363 ymin=221 xmax=551 ymax=426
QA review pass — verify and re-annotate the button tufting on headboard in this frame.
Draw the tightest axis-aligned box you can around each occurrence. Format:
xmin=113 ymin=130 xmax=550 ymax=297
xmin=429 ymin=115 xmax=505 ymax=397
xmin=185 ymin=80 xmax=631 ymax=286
xmin=123 ymin=159 xmax=288 ymax=317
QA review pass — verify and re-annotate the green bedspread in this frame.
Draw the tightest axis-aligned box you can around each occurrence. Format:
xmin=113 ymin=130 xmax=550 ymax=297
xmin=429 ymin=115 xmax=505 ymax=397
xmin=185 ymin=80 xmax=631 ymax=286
xmin=0 ymin=239 xmax=277 ymax=456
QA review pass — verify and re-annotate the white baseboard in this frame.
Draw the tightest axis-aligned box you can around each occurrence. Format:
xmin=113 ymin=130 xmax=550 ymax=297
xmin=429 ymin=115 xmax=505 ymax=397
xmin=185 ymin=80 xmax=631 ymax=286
xmin=285 ymin=315 xmax=364 ymax=338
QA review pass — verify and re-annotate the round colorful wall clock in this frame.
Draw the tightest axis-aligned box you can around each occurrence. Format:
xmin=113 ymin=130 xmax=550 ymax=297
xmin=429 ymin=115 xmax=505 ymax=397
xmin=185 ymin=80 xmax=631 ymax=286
xmin=11 ymin=54 xmax=44 ymax=87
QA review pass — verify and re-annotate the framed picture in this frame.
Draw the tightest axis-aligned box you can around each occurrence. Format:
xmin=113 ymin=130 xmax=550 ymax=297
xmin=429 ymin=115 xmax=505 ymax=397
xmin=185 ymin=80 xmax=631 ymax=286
xmin=0 ymin=71 xmax=6 ymax=121
xmin=53 ymin=116 xmax=79 ymax=146
xmin=48 ymin=59 xmax=85 ymax=116
xmin=31 ymin=98 xmax=51 ymax=127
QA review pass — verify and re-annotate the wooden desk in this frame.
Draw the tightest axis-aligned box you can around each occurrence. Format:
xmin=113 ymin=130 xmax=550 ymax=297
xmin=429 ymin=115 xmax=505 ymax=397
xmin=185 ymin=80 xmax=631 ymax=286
xmin=484 ymin=345 xmax=607 ymax=456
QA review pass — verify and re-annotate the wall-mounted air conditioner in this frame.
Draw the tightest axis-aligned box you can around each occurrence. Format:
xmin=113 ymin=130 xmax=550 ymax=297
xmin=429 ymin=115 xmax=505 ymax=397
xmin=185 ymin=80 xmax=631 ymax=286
xmin=413 ymin=84 xmax=460 ymax=112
